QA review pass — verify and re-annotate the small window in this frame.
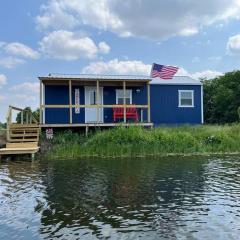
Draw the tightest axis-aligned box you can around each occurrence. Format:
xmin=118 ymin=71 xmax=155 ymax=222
xmin=116 ymin=90 xmax=132 ymax=104
xmin=179 ymin=90 xmax=194 ymax=107
xmin=89 ymin=91 xmax=96 ymax=105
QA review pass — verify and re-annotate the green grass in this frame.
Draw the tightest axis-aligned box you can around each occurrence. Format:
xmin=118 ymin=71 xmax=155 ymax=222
xmin=41 ymin=124 xmax=240 ymax=159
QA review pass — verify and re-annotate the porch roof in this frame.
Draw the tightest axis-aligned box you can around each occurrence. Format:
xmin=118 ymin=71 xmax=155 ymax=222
xmin=38 ymin=74 xmax=151 ymax=82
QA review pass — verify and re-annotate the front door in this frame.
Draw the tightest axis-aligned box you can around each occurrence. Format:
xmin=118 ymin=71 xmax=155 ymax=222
xmin=85 ymin=86 xmax=103 ymax=123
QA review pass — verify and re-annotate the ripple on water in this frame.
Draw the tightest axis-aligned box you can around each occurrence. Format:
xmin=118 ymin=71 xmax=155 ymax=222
xmin=0 ymin=156 xmax=240 ymax=239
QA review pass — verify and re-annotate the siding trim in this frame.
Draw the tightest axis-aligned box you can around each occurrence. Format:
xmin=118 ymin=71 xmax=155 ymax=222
xmin=178 ymin=90 xmax=194 ymax=108
xmin=43 ymin=83 xmax=45 ymax=124
xmin=201 ymin=85 xmax=204 ymax=124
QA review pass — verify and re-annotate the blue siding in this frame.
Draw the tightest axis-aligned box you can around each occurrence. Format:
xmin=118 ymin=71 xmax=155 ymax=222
xmin=44 ymin=84 xmax=202 ymax=125
xmin=150 ymin=84 xmax=202 ymax=125
xmin=45 ymin=85 xmax=69 ymax=124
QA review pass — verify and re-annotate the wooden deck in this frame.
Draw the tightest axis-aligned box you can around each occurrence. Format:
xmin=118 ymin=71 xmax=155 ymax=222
xmin=0 ymin=106 xmax=40 ymax=159
xmin=0 ymin=142 xmax=39 ymax=155
xmin=40 ymin=122 xmax=153 ymax=128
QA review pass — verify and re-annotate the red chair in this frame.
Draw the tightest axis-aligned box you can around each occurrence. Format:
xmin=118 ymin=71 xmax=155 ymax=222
xmin=113 ymin=106 xmax=138 ymax=122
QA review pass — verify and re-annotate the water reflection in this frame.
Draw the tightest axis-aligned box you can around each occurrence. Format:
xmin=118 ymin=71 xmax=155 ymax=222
xmin=0 ymin=156 xmax=240 ymax=239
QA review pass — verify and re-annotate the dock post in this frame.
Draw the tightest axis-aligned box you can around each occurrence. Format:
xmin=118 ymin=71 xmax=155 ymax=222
xmin=31 ymin=153 xmax=35 ymax=161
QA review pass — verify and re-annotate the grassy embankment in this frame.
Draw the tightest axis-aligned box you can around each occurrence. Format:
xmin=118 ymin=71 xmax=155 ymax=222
xmin=41 ymin=124 xmax=240 ymax=159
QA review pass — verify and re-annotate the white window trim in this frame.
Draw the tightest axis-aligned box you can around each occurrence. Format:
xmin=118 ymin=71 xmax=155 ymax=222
xmin=178 ymin=90 xmax=194 ymax=108
xmin=116 ymin=89 xmax=132 ymax=104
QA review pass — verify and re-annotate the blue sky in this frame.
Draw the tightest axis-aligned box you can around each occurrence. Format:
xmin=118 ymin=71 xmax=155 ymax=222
xmin=1 ymin=0 xmax=240 ymax=121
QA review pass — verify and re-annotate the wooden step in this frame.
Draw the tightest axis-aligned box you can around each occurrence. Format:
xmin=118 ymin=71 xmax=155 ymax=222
xmin=10 ymin=133 xmax=39 ymax=137
xmin=6 ymin=142 xmax=38 ymax=148
xmin=9 ymin=124 xmax=39 ymax=129
xmin=8 ymin=138 xmax=39 ymax=143
xmin=0 ymin=147 xmax=39 ymax=155
xmin=9 ymin=128 xmax=40 ymax=132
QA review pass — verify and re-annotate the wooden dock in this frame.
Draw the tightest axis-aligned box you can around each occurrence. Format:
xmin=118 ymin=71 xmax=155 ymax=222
xmin=0 ymin=106 xmax=40 ymax=159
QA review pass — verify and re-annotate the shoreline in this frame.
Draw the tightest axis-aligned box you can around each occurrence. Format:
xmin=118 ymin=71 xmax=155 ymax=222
xmin=39 ymin=125 xmax=240 ymax=160
xmin=38 ymin=151 xmax=240 ymax=161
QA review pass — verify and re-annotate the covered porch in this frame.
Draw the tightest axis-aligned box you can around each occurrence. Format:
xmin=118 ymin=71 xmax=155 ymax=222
xmin=39 ymin=74 xmax=153 ymax=129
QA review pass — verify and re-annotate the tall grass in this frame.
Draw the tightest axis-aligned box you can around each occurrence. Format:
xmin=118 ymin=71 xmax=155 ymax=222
xmin=42 ymin=125 xmax=240 ymax=159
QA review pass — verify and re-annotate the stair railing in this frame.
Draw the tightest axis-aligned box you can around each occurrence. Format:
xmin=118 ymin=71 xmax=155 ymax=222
xmin=6 ymin=106 xmax=39 ymax=141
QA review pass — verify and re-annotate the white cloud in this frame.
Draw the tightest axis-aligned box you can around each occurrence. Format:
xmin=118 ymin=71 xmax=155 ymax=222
xmin=227 ymin=34 xmax=240 ymax=55
xmin=36 ymin=0 xmax=240 ymax=40
xmin=82 ymin=59 xmax=223 ymax=81
xmin=82 ymin=59 xmax=151 ymax=75
xmin=191 ymin=70 xmax=223 ymax=80
xmin=10 ymin=82 xmax=39 ymax=94
xmin=98 ymin=42 xmax=110 ymax=54
xmin=4 ymin=42 xmax=40 ymax=59
xmin=0 ymin=74 xmax=7 ymax=88
xmin=39 ymin=30 xmax=110 ymax=60
xmin=36 ymin=0 xmax=79 ymax=30
xmin=0 ymin=57 xmax=25 ymax=69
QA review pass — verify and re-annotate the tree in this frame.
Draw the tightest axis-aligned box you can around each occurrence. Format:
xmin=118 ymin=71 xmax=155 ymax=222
xmin=16 ymin=107 xmax=40 ymax=123
xmin=203 ymin=71 xmax=240 ymax=123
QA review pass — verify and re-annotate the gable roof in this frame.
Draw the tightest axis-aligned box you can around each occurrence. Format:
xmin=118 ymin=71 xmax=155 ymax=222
xmin=150 ymin=76 xmax=202 ymax=85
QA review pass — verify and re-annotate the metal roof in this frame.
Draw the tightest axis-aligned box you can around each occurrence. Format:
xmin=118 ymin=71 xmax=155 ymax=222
xmin=39 ymin=74 xmax=151 ymax=81
xmin=150 ymin=76 xmax=202 ymax=85
xmin=39 ymin=74 xmax=201 ymax=85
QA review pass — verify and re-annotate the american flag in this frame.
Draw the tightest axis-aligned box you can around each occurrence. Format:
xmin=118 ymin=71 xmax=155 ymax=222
xmin=150 ymin=63 xmax=179 ymax=79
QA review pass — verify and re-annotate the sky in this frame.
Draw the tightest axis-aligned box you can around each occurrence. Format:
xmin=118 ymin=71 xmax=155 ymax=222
xmin=1 ymin=0 xmax=240 ymax=122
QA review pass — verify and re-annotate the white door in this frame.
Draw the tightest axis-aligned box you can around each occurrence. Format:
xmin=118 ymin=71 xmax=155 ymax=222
xmin=85 ymin=86 xmax=103 ymax=123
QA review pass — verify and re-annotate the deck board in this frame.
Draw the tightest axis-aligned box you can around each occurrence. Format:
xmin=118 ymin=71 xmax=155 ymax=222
xmin=40 ymin=122 xmax=153 ymax=128
xmin=0 ymin=147 xmax=39 ymax=155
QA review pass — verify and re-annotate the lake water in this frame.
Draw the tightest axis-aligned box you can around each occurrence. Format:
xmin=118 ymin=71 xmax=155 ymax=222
xmin=0 ymin=156 xmax=240 ymax=240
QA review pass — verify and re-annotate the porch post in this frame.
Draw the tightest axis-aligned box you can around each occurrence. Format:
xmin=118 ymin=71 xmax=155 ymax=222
xmin=147 ymin=82 xmax=151 ymax=123
xmin=69 ymin=80 xmax=72 ymax=124
xmin=96 ymin=80 xmax=100 ymax=123
xmin=40 ymin=80 xmax=42 ymax=124
xmin=123 ymin=81 xmax=126 ymax=123
xmin=21 ymin=111 xmax=23 ymax=124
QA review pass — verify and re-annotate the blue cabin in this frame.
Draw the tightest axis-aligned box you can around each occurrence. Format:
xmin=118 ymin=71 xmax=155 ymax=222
xmin=39 ymin=74 xmax=203 ymax=128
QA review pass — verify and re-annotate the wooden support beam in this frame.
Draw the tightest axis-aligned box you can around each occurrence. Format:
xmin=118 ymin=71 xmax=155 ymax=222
xmin=96 ymin=80 xmax=100 ymax=123
xmin=69 ymin=80 xmax=72 ymax=124
xmin=26 ymin=112 xmax=29 ymax=124
xmin=6 ymin=106 xmax=12 ymax=142
xmin=40 ymin=80 xmax=42 ymax=124
xmin=21 ymin=111 xmax=23 ymax=124
xmin=42 ymin=104 xmax=149 ymax=109
xmin=147 ymin=82 xmax=151 ymax=123
xmin=123 ymin=81 xmax=126 ymax=123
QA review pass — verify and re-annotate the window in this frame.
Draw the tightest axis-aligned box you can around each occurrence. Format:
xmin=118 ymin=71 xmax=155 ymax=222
xmin=116 ymin=90 xmax=132 ymax=104
xmin=178 ymin=90 xmax=194 ymax=107
xmin=89 ymin=90 xmax=96 ymax=105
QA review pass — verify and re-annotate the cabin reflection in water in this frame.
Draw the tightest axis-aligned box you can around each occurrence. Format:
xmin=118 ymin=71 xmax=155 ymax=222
xmin=39 ymin=157 xmax=206 ymax=238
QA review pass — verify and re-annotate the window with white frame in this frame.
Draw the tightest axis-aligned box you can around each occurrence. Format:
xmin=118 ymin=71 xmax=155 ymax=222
xmin=178 ymin=90 xmax=194 ymax=107
xmin=116 ymin=90 xmax=132 ymax=104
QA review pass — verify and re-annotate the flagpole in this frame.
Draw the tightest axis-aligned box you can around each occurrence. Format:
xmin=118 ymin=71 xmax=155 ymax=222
xmin=150 ymin=63 xmax=155 ymax=77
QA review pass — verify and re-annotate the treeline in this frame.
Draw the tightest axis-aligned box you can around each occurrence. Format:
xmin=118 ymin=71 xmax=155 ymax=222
xmin=15 ymin=107 xmax=39 ymax=123
xmin=203 ymin=70 xmax=240 ymax=124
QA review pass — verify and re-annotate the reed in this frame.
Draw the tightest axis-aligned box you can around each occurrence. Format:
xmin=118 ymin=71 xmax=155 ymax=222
xmin=42 ymin=124 xmax=240 ymax=159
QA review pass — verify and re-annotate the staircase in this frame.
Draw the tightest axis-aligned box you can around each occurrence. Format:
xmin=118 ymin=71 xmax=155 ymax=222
xmin=8 ymin=123 xmax=40 ymax=143
xmin=0 ymin=106 xmax=40 ymax=159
